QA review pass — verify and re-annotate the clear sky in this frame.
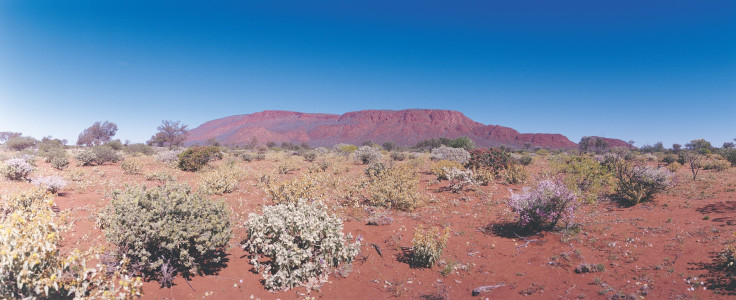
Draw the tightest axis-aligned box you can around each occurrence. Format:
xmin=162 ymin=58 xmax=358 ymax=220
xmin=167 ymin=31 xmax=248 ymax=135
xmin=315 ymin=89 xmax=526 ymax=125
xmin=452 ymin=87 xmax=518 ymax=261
xmin=1 ymin=1 xmax=734 ymax=147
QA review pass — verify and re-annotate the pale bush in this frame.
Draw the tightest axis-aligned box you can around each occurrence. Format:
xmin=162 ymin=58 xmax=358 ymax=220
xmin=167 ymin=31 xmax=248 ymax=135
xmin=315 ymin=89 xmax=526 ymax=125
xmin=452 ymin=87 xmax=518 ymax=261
xmin=50 ymin=156 xmax=69 ymax=170
xmin=199 ymin=165 xmax=244 ymax=195
xmin=242 ymin=199 xmax=361 ymax=291
xmin=276 ymin=160 xmax=299 ymax=174
xmin=144 ymin=170 xmax=177 ymax=183
xmin=508 ymin=180 xmax=578 ymax=231
xmin=430 ymin=145 xmax=470 ymax=164
xmin=354 ymin=146 xmax=382 ymax=164
xmin=157 ymin=150 xmax=181 ymax=164
xmin=703 ymin=159 xmax=730 ymax=172
xmin=31 ymin=175 xmax=67 ymax=194
xmin=121 ymin=159 xmax=143 ymax=175
xmin=503 ymin=164 xmax=529 ymax=184
xmin=367 ymin=164 xmax=421 ymax=211
xmin=263 ymin=173 xmax=327 ymax=204
xmin=445 ymin=167 xmax=478 ymax=193
xmin=0 ymin=188 xmax=142 ymax=299
xmin=410 ymin=225 xmax=450 ymax=268
xmin=101 ymin=183 xmax=231 ymax=286
xmin=613 ymin=163 xmax=673 ymax=205
xmin=1 ymin=158 xmax=34 ymax=181
xmin=430 ymin=160 xmax=464 ymax=180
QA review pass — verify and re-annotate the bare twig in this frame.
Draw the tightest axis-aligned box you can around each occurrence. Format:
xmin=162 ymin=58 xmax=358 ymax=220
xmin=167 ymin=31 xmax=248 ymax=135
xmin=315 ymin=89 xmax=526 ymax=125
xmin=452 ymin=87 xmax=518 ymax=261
xmin=514 ymin=232 xmax=539 ymax=249
xmin=369 ymin=243 xmax=383 ymax=257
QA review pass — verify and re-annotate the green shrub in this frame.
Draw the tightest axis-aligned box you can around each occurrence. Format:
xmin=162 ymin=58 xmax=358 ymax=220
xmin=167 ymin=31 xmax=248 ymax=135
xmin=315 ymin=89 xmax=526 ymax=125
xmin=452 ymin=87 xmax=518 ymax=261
xmin=518 ymin=155 xmax=533 ymax=166
xmin=123 ymin=143 xmax=155 ymax=156
xmin=364 ymin=161 xmax=389 ymax=176
xmin=390 ymin=151 xmax=407 ymax=161
xmin=242 ymin=199 xmax=361 ymax=291
xmin=367 ymin=164 xmax=421 ymax=211
xmin=612 ymin=162 xmax=673 ymax=205
xmin=263 ymin=173 xmax=326 ymax=204
xmin=105 ymin=139 xmax=124 ymax=151
xmin=50 ymin=156 xmax=69 ymax=170
xmin=144 ymin=170 xmax=177 ymax=183
xmin=76 ymin=146 xmax=121 ymax=166
xmin=3 ymin=136 xmax=37 ymax=151
xmin=503 ymin=164 xmax=529 ymax=184
xmin=703 ymin=159 xmax=730 ymax=172
xmin=199 ymin=165 xmax=244 ymax=195
xmin=101 ymin=183 xmax=231 ymax=286
xmin=553 ymin=155 xmax=615 ymax=203
xmin=121 ymin=159 xmax=143 ymax=175
xmin=177 ymin=146 xmax=222 ymax=171
xmin=410 ymin=225 xmax=450 ymax=268
xmin=302 ymin=151 xmax=317 ymax=162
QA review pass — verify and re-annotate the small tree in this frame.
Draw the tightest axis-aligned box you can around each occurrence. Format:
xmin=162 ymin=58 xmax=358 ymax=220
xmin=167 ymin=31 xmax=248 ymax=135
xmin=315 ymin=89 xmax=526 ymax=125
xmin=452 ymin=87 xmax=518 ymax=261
xmin=76 ymin=121 xmax=118 ymax=146
xmin=148 ymin=120 xmax=188 ymax=149
xmin=0 ymin=131 xmax=21 ymax=143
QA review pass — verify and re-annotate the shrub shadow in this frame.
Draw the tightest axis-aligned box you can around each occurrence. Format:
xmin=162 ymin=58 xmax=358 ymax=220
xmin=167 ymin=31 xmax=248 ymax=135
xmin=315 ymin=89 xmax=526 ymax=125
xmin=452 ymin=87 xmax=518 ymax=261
xmin=688 ymin=252 xmax=736 ymax=295
xmin=697 ymin=201 xmax=736 ymax=226
xmin=481 ymin=222 xmax=540 ymax=238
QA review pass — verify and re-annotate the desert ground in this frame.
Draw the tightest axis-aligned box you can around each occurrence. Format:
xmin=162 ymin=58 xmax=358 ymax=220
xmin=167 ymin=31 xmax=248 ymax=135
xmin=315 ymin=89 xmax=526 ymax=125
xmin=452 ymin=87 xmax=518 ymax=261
xmin=1 ymin=144 xmax=735 ymax=299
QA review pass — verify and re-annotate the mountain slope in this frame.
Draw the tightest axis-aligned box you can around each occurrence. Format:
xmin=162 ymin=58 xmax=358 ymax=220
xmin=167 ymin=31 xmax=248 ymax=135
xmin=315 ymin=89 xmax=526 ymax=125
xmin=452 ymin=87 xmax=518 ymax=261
xmin=186 ymin=109 xmax=629 ymax=150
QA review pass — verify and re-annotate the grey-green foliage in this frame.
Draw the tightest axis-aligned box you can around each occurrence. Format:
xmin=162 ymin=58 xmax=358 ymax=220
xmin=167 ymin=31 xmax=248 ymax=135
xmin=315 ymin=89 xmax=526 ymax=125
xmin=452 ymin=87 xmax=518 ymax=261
xmin=243 ymin=199 xmax=361 ymax=291
xmin=76 ymin=145 xmax=121 ymax=166
xmin=101 ymin=183 xmax=231 ymax=283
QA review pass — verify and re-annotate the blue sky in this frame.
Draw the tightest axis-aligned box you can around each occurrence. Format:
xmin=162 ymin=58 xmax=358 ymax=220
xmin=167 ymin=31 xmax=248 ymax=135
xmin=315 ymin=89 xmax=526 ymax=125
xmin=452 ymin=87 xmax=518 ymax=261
xmin=1 ymin=1 xmax=734 ymax=147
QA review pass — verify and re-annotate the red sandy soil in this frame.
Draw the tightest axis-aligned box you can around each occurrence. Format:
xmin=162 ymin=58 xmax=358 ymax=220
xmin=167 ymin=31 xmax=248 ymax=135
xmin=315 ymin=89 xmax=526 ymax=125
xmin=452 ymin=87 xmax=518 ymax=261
xmin=2 ymin=153 xmax=734 ymax=299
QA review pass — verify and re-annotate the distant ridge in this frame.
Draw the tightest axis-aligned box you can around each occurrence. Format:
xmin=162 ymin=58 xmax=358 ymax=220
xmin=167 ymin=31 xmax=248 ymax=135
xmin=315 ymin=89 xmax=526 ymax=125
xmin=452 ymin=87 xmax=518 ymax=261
xmin=186 ymin=109 xmax=632 ymax=150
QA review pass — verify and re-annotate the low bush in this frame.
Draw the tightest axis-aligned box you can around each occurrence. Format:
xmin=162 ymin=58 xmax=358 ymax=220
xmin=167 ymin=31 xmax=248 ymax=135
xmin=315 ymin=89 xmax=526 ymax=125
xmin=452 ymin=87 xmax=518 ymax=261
xmin=124 ymin=143 xmax=155 ymax=156
xmin=302 ymin=151 xmax=317 ymax=162
xmin=3 ymin=136 xmax=37 ymax=151
xmin=503 ymin=164 xmax=529 ymax=185
xmin=177 ymin=146 xmax=222 ymax=171
xmin=718 ymin=235 xmax=736 ymax=283
xmin=333 ymin=143 xmax=358 ymax=155
xmin=666 ymin=162 xmax=682 ymax=173
xmin=365 ymin=161 xmax=389 ymax=176
xmin=144 ymin=170 xmax=177 ymax=183
xmin=410 ymin=225 xmax=450 ymax=268
xmin=199 ymin=165 xmax=244 ymax=195
xmin=242 ymin=199 xmax=361 ymax=291
xmin=100 ymin=183 xmax=231 ymax=286
xmin=430 ymin=145 xmax=470 ymax=164
xmin=31 ymin=175 xmax=67 ymax=194
xmin=76 ymin=146 xmax=122 ymax=166
xmin=50 ymin=156 xmax=69 ymax=170
xmin=466 ymin=148 xmax=511 ymax=174
xmin=354 ymin=146 xmax=382 ymax=164
xmin=1 ymin=158 xmax=34 ymax=181
xmin=612 ymin=162 xmax=673 ymax=205
xmin=445 ymin=167 xmax=477 ymax=192
xmin=390 ymin=151 xmax=408 ymax=161
xmin=518 ymin=155 xmax=533 ymax=166
xmin=553 ymin=155 xmax=615 ymax=203
xmin=0 ymin=188 xmax=142 ymax=299
xmin=121 ymin=159 xmax=143 ymax=175
xmin=367 ymin=164 xmax=421 ymax=211
xmin=508 ymin=180 xmax=578 ymax=231
xmin=157 ymin=150 xmax=180 ymax=164
xmin=430 ymin=160 xmax=464 ymax=180
xmin=276 ymin=161 xmax=299 ymax=174
xmin=703 ymin=159 xmax=730 ymax=172
xmin=264 ymin=173 xmax=326 ymax=204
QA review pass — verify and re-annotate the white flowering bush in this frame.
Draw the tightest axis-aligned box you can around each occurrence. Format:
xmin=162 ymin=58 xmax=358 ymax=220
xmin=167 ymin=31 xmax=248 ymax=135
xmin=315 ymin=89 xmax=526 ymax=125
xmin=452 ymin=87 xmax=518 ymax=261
xmin=445 ymin=167 xmax=477 ymax=193
xmin=156 ymin=150 xmax=181 ymax=164
xmin=0 ymin=188 xmax=142 ymax=299
xmin=101 ymin=183 xmax=231 ymax=286
xmin=430 ymin=145 xmax=470 ymax=164
xmin=719 ymin=233 xmax=736 ymax=282
xmin=354 ymin=146 xmax=382 ymax=164
xmin=242 ymin=199 xmax=361 ymax=291
xmin=199 ymin=165 xmax=244 ymax=195
xmin=31 ymin=175 xmax=67 ymax=194
xmin=508 ymin=180 xmax=578 ymax=231
xmin=2 ymin=158 xmax=35 ymax=181
xmin=613 ymin=163 xmax=673 ymax=205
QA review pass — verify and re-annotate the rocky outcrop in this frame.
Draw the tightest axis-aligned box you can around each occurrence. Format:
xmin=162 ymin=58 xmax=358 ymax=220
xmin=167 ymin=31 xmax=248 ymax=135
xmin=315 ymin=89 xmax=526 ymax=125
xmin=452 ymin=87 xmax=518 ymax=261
xmin=186 ymin=109 xmax=630 ymax=150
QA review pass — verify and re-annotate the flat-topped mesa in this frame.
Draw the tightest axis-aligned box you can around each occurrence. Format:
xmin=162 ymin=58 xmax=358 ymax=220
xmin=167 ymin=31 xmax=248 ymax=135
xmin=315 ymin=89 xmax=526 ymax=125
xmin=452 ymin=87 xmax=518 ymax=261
xmin=185 ymin=109 xmax=631 ymax=150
